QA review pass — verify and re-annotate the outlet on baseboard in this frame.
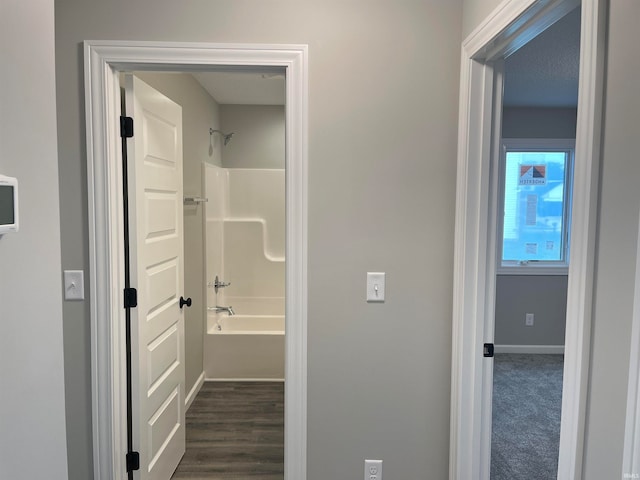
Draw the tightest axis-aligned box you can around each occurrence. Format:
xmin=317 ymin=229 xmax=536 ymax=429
xmin=525 ymin=313 xmax=534 ymax=327
xmin=365 ymin=459 xmax=382 ymax=480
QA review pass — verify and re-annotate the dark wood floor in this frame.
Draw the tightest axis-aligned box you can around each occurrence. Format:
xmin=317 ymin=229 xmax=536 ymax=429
xmin=171 ymin=381 xmax=284 ymax=480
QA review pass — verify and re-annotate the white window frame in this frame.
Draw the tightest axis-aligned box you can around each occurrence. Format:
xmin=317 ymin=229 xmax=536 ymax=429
xmin=497 ymin=138 xmax=575 ymax=275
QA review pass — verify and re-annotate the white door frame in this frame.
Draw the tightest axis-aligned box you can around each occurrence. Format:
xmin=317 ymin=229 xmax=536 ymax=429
xmin=450 ymin=0 xmax=606 ymax=478
xmin=84 ymin=41 xmax=308 ymax=480
xmin=622 ymin=204 xmax=640 ymax=476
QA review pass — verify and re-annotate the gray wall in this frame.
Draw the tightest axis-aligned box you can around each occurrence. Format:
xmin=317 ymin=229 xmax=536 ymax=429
xmin=221 ymin=105 xmax=285 ymax=169
xmin=462 ymin=0 xmax=503 ymax=38
xmin=502 ymin=107 xmax=577 ymax=138
xmin=496 ymin=107 xmax=576 ymax=347
xmin=133 ymin=72 xmax=222 ymax=400
xmin=462 ymin=0 xmax=640 ymax=477
xmin=0 ymin=0 xmax=69 ymax=478
xmin=54 ymin=1 xmax=463 ymax=479
xmin=494 ymin=275 xmax=567 ymax=346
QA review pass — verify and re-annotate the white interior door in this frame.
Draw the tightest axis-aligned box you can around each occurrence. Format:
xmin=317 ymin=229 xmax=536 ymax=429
xmin=125 ymin=74 xmax=185 ymax=480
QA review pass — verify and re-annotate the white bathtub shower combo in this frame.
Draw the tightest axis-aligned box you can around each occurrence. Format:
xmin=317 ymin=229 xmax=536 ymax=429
xmin=203 ymin=164 xmax=285 ymax=380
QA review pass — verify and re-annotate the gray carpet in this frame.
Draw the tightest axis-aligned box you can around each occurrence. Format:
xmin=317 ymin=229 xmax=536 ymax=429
xmin=491 ymin=354 xmax=564 ymax=480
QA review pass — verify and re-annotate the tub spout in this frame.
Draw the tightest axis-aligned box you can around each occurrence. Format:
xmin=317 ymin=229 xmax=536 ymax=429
xmin=211 ymin=305 xmax=234 ymax=316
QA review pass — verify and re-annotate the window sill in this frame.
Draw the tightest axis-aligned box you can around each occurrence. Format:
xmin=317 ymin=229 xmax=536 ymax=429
xmin=497 ymin=266 xmax=569 ymax=276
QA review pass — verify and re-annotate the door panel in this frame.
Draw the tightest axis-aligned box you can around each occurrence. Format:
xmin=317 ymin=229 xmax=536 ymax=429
xmin=126 ymin=74 xmax=185 ymax=480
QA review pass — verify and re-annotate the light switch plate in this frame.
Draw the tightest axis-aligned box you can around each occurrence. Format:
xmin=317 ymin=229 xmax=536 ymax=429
xmin=64 ymin=270 xmax=85 ymax=300
xmin=366 ymin=272 xmax=385 ymax=302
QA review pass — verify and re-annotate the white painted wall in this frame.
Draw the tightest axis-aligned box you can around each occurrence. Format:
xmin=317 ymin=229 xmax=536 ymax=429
xmin=0 ymin=0 xmax=68 ymax=478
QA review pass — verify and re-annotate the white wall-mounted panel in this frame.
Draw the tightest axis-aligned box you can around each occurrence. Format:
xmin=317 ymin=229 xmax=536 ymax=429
xmin=224 ymin=220 xmax=285 ymax=299
xmin=227 ymin=169 xmax=285 ymax=258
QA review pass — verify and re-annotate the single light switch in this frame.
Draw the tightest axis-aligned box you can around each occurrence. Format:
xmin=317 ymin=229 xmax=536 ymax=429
xmin=64 ymin=270 xmax=85 ymax=300
xmin=366 ymin=272 xmax=385 ymax=302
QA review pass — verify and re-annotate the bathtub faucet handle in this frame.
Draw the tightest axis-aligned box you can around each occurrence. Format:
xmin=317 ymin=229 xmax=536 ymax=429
xmin=211 ymin=275 xmax=231 ymax=293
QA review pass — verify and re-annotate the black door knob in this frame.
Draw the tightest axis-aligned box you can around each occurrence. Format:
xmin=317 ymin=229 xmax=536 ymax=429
xmin=180 ymin=296 xmax=192 ymax=309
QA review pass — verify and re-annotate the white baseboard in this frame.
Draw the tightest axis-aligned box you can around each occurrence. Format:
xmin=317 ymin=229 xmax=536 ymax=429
xmin=204 ymin=377 xmax=285 ymax=382
xmin=495 ymin=344 xmax=565 ymax=354
xmin=185 ymin=371 xmax=205 ymax=411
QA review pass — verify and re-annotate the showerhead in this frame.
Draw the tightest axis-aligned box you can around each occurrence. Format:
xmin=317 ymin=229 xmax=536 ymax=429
xmin=209 ymin=128 xmax=234 ymax=146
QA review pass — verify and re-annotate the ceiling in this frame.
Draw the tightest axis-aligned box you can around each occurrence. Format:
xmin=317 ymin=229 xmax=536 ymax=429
xmin=193 ymin=70 xmax=286 ymax=105
xmin=503 ymin=7 xmax=581 ymax=108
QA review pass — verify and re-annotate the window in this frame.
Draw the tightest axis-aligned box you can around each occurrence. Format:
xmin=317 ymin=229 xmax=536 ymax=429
xmin=498 ymin=139 xmax=574 ymax=273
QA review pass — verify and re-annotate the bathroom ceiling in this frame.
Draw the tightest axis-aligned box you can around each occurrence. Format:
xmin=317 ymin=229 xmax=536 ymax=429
xmin=193 ymin=71 xmax=286 ymax=105
xmin=503 ymin=7 xmax=580 ymax=108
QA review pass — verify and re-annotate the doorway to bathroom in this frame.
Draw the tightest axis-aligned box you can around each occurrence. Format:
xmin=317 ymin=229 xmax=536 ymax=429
xmin=122 ymin=69 xmax=288 ymax=478
xmin=85 ymin=43 xmax=307 ymax=480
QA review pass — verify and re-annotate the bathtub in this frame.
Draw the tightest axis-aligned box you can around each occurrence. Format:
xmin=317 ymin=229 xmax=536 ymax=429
xmin=204 ymin=313 xmax=285 ymax=380
xmin=209 ymin=314 xmax=284 ymax=335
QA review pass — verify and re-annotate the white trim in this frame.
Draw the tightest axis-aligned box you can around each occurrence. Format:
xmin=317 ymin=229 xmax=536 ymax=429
xmin=84 ymin=41 xmax=308 ymax=480
xmin=204 ymin=378 xmax=285 ymax=383
xmin=495 ymin=345 xmax=565 ymax=355
xmin=622 ymin=205 xmax=640 ymax=475
xmin=450 ymin=1 xmax=606 ymax=478
xmin=185 ymin=372 xmax=205 ymax=411
xmin=496 ymin=268 xmax=570 ymax=275
xmin=557 ymin=1 xmax=606 ymax=477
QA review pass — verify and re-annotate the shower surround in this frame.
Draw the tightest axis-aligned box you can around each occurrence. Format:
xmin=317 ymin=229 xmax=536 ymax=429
xmin=203 ymin=164 xmax=285 ymax=379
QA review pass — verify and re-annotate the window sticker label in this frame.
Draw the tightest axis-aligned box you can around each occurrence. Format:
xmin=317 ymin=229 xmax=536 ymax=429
xmin=519 ymin=165 xmax=547 ymax=185
xmin=525 ymin=243 xmax=538 ymax=255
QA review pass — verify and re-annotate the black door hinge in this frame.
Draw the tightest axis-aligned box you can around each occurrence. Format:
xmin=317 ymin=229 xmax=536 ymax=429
xmin=124 ymin=287 xmax=138 ymax=309
xmin=126 ymin=451 xmax=140 ymax=472
xmin=120 ymin=116 xmax=134 ymax=138
xmin=483 ymin=343 xmax=494 ymax=358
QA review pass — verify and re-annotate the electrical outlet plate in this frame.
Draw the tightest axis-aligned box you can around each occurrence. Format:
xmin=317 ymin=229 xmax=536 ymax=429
xmin=365 ymin=459 xmax=382 ymax=480
xmin=526 ymin=313 xmax=534 ymax=326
